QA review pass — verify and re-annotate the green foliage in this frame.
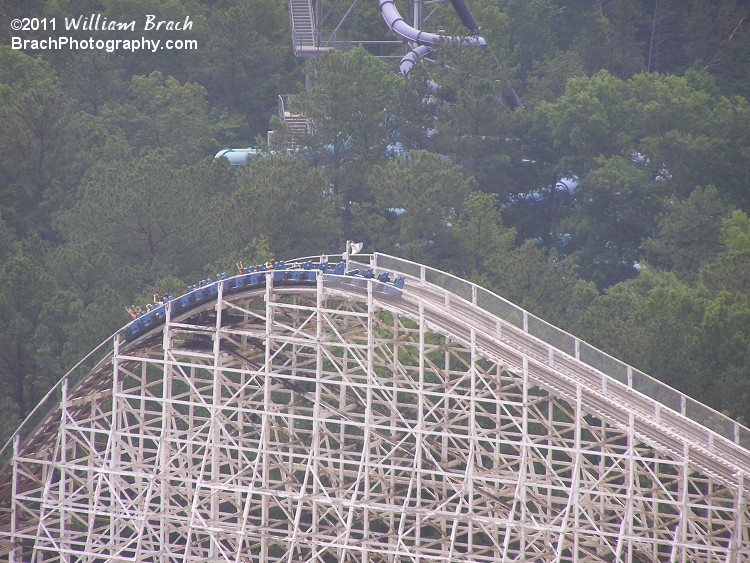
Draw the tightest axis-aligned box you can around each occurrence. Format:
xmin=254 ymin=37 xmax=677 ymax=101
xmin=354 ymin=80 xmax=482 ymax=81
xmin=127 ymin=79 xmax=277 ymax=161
xmin=190 ymin=0 xmax=298 ymax=137
xmin=629 ymin=71 xmax=734 ymax=199
xmin=215 ymin=155 xmax=342 ymax=258
xmin=60 ymin=51 xmax=127 ymax=116
xmin=539 ymin=70 xmax=636 ymax=175
xmin=427 ymin=45 xmax=517 ymax=195
xmin=315 ymin=0 xmax=392 ymax=48
xmin=562 ymin=154 xmax=660 ymax=287
xmin=0 ymin=218 xmax=19 ymax=262
xmin=700 ymin=210 xmax=750 ymax=295
xmin=291 ymin=47 xmax=401 ymax=196
xmin=54 ymin=151 xmax=222 ymax=281
xmin=1 ymin=0 xmax=750 ymax=433
xmin=487 ymin=240 xmax=598 ymax=328
xmin=681 ymin=0 xmax=750 ymax=97
xmin=575 ymin=221 xmax=750 ymax=423
xmin=462 ymin=0 xmax=510 ymax=56
xmin=95 ymin=0 xmax=209 ymax=79
xmin=575 ymin=270 xmax=706 ymax=393
xmin=710 ymin=95 xmax=750 ymax=209
xmin=524 ymin=68 xmax=748 ymax=288
xmin=523 ymin=51 xmax=587 ymax=106
xmin=0 ymin=250 xmax=79 ymax=417
xmin=499 ymin=0 xmax=564 ymax=77
xmin=642 ymin=186 xmax=733 ymax=282
xmin=452 ymin=191 xmax=516 ymax=277
xmin=352 ymin=151 xmax=474 ymax=263
xmin=0 ymin=47 xmax=105 ymax=238
xmin=102 ymin=71 xmax=229 ymax=165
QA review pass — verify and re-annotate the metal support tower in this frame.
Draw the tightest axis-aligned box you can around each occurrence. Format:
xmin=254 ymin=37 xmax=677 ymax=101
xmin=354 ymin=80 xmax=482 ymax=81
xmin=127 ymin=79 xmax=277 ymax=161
xmin=1 ymin=253 xmax=749 ymax=561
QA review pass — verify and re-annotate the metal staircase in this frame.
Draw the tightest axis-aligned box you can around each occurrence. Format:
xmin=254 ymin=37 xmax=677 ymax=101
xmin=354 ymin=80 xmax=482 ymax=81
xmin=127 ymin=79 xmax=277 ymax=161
xmin=282 ymin=113 xmax=310 ymax=136
xmin=289 ymin=0 xmax=330 ymax=56
xmin=268 ymin=95 xmax=310 ymax=148
xmin=269 ymin=0 xmax=329 ymax=147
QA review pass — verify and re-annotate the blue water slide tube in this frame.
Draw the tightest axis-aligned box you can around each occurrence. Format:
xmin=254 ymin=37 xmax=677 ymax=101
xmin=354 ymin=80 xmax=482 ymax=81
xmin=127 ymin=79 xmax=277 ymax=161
xmin=378 ymin=0 xmax=486 ymax=47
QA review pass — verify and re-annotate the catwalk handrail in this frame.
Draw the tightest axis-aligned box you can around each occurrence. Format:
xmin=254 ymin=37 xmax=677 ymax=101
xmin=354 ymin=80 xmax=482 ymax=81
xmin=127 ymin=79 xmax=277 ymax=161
xmin=372 ymin=252 xmax=750 ymax=450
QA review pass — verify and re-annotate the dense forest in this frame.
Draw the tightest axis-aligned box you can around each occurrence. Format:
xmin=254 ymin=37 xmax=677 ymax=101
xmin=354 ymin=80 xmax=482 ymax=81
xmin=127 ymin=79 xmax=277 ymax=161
xmin=1 ymin=0 xmax=749 ymax=443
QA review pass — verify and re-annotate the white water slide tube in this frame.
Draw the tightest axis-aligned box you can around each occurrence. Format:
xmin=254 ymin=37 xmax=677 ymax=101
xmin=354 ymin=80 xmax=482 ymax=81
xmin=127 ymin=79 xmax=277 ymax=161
xmin=379 ymin=0 xmax=487 ymax=47
xmin=399 ymin=44 xmax=432 ymax=75
xmin=385 ymin=0 xmax=523 ymax=109
xmin=399 ymin=44 xmax=440 ymax=92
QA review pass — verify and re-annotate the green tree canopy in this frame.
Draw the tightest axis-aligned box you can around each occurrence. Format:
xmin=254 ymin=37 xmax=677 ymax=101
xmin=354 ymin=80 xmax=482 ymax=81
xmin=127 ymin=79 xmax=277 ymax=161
xmin=290 ymin=47 xmax=401 ymax=196
xmin=427 ymin=45 xmax=518 ymax=196
xmin=701 ymin=209 xmax=750 ymax=295
xmin=642 ymin=186 xmax=733 ymax=281
xmin=487 ymin=240 xmax=598 ymax=328
xmin=190 ymin=0 xmax=297 ymax=137
xmin=452 ymin=191 xmax=516 ymax=277
xmin=562 ymin=155 xmax=660 ymax=287
xmin=54 ymin=152 xmax=226 ymax=283
xmin=102 ymin=71 xmax=232 ymax=165
xmin=352 ymin=151 xmax=474 ymax=263
xmin=213 ymin=155 xmax=342 ymax=259
xmin=0 ymin=249 xmax=81 ymax=418
xmin=575 ymin=270 xmax=706 ymax=395
xmin=539 ymin=70 xmax=636 ymax=176
xmin=0 ymin=47 xmax=104 ymax=238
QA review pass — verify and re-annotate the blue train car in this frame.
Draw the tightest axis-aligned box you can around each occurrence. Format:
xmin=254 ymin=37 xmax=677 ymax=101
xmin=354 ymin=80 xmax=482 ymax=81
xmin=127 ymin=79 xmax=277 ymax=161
xmin=122 ymin=262 xmax=405 ymax=342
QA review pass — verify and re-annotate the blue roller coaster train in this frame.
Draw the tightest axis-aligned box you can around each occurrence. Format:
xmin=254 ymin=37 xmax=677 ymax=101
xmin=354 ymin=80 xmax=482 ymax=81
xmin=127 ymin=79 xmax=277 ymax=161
xmin=122 ymin=259 xmax=405 ymax=341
